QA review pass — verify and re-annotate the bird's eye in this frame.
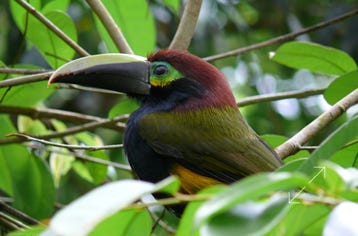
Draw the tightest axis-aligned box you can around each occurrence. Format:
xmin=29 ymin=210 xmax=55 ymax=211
xmin=153 ymin=64 xmax=169 ymax=76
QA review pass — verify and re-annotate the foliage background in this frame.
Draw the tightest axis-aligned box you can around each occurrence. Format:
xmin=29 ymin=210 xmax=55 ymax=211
xmin=0 ymin=0 xmax=357 ymax=235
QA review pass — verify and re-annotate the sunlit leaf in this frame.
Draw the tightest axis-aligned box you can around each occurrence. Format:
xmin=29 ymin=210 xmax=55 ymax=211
xmin=10 ymin=0 xmax=41 ymax=32
xmin=26 ymin=10 xmax=77 ymax=68
xmin=42 ymin=0 xmax=70 ymax=13
xmin=194 ymin=172 xmax=308 ymax=230
xmin=108 ymin=97 xmax=139 ymax=119
xmin=94 ymin=0 xmax=155 ymax=55
xmin=0 ymin=116 xmax=55 ymax=219
xmin=0 ymin=80 xmax=53 ymax=106
xmin=272 ymin=42 xmax=357 ymax=75
xmin=90 ymin=209 xmax=152 ymax=236
xmin=43 ymin=177 xmax=175 ymax=236
xmin=7 ymin=226 xmax=46 ymax=236
xmin=324 ymin=69 xmax=358 ymax=105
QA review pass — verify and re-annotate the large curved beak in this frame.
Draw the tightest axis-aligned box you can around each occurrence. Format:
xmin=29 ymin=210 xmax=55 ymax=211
xmin=49 ymin=54 xmax=151 ymax=95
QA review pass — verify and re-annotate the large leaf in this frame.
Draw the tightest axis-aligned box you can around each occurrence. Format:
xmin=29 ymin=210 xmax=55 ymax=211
xmin=202 ymin=195 xmax=289 ymax=236
xmin=0 ymin=80 xmax=53 ymax=107
xmin=42 ymin=177 xmax=177 ymax=236
xmin=90 ymin=209 xmax=152 ymax=236
xmin=272 ymin=42 xmax=357 ymax=75
xmin=26 ymin=10 xmax=77 ymax=68
xmin=10 ymin=2 xmax=77 ymax=68
xmin=324 ymin=70 xmax=358 ymax=105
xmin=10 ymin=0 xmax=41 ymax=32
xmin=269 ymin=203 xmax=330 ymax=236
xmin=0 ymin=116 xmax=55 ymax=219
xmin=194 ymin=172 xmax=308 ymax=231
xmin=94 ymin=0 xmax=155 ymax=55
xmin=298 ymin=116 xmax=358 ymax=176
xmin=177 ymin=186 xmax=225 ymax=236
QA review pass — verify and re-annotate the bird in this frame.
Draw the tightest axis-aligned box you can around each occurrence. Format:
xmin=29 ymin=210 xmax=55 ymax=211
xmin=49 ymin=49 xmax=282 ymax=214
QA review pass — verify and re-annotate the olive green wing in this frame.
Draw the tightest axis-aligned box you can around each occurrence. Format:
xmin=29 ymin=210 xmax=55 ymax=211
xmin=139 ymin=107 xmax=282 ymax=183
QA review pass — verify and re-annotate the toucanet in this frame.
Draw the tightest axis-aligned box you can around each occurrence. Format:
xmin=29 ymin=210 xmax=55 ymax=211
xmin=49 ymin=50 xmax=282 ymax=215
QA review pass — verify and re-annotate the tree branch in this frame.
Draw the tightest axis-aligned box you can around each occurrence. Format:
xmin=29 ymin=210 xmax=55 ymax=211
xmin=24 ymin=142 xmax=132 ymax=172
xmin=169 ymin=0 xmax=203 ymax=50
xmin=237 ymin=88 xmax=326 ymax=107
xmin=10 ymin=133 xmax=123 ymax=151
xmin=0 ymin=105 xmax=125 ymax=131
xmin=14 ymin=0 xmax=89 ymax=57
xmin=204 ymin=9 xmax=358 ymax=61
xmin=0 ymin=72 xmax=52 ymax=88
xmin=276 ymin=88 xmax=358 ymax=159
xmin=86 ymin=0 xmax=133 ymax=54
xmin=0 ymin=68 xmax=49 ymax=75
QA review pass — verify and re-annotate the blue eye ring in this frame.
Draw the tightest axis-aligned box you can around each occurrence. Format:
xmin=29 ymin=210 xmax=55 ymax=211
xmin=153 ymin=64 xmax=169 ymax=76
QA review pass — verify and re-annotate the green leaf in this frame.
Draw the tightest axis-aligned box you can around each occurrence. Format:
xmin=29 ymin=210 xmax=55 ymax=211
xmin=0 ymin=80 xmax=53 ymax=106
xmin=298 ymin=116 xmax=358 ymax=176
xmin=10 ymin=0 xmax=41 ymax=32
xmin=203 ymin=195 xmax=289 ymax=236
xmin=7 ymin=226 xmax=46 ymax=236
xmin=95 ymin=0 xmax=155 ymax=55
xmin=272 ymin=42 xmax=357 ymax=75
xmin=324 ymin=69 xmax=358 ymax=105
xmin=42 ymin=0 xmax=70 ymax=13
xmin=26 ymin=10 xmax=77 ymax=68
xmin=108 ymin=97 xmax=139 ymax=119
xmin=155 ymin=176 xmax=181 ymax=195
xmin=331 ymin=143 xmax=358 ymax=168
xmin=194 ymin=172 xmax=308 ymax=229
xmin=90 ymin=209 xmax=152 ymax=236
xmin=269 ymin=203 xmax=330 ymax=236
xmin=0 ymin=116 xmax=55 ymax=219
xmin=75 ymin=132 xmax=109 ymax=185
xmin=43 ymin=177 xmax=174 ymax=235
xmin=177 ymin=186 xmax=225 ymax=236
xmin=163 ymin=0 xmax=181 ymax=12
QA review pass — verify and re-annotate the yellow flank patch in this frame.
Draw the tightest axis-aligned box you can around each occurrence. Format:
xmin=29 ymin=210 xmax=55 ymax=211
xmin=171 ymin=164 xmax=224 ymax=194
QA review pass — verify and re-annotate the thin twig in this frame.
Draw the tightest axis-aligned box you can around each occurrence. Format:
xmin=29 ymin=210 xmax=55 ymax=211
xmin=276 ymin=88 xmax=358 ymax=159
xmin=0 ymin=105 xmax=126 ymax=132
xmin=0 ymin=201 xmax=40 ymax=226
xmin=9 ymin=133 xmax=123 ymax=151
xmin=204 ymin=9 xmax=358 ymax=61
xmin=25 ymin=142 xmax=132 ymax=172
xmin=86 ymin=0 xmax=133 ymax=54
xmin=14 ymin=0 xmax=89 ymax=57
xmin=169 ymin=0 xmax=203 ymax=50
xmin=3 ymin=114 xmax=127 ymax=145
xmin=0 ymin=72 xmax=53 ymax=88
xmin=0 ymin=68 xmax=50 ymax=75
xmin=237 ymin=88 xmax=326 ymax=107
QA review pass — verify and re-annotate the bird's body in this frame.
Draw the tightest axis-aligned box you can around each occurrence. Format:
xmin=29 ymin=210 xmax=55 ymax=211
xmin=49 ymin=49 xmax=282 ymax=214
xmin=124 ymin=50 xmax=281 ymax=194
